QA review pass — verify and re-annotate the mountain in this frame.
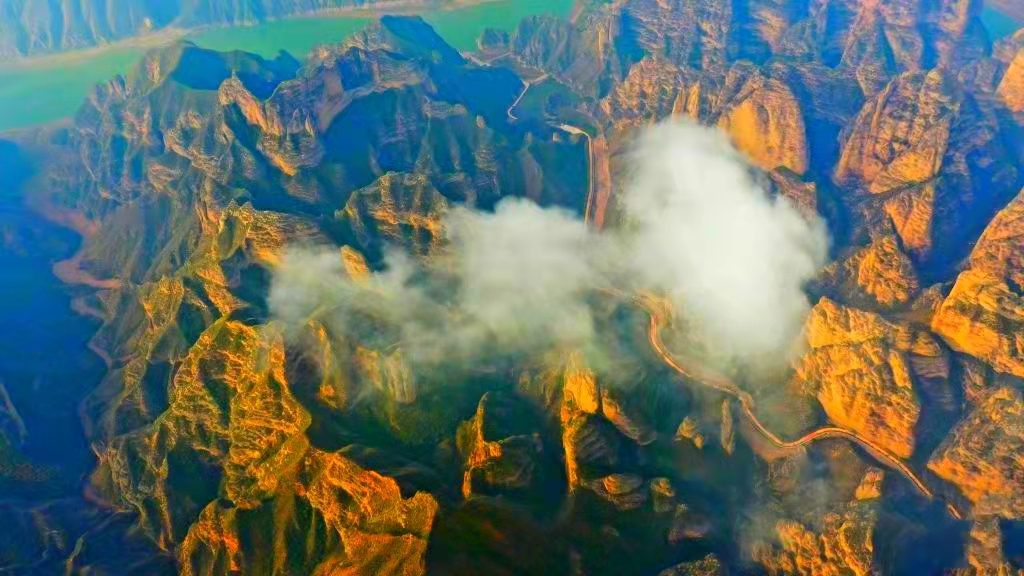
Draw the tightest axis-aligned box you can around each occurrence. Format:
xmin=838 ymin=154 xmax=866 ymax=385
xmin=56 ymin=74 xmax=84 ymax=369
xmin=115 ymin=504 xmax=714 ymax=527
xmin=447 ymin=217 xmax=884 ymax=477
xmin=1 ymin=2 xmax=1024 ymax=574
xmin=0 ymin=0 xmax=439 ymax=59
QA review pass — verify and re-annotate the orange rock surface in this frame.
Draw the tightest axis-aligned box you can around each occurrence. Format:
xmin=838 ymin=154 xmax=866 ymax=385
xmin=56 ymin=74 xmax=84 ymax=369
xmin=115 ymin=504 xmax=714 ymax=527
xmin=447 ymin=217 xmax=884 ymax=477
xmin=601 ymin=57 xmax=718 ymax=127
xmin=927 ymin=386 xmax=1024 ymax=519
xmin=932 ymin=270 xmax=1024 ymax=377
xmin=835 ymin=71 xmax=954 ymax=194
xmin=882 ymin=182 xmax=938 ymax=255
xmin=998 ymin=46 xmax=1024 ymax=115
xmin=718 ymin=69 xmax=809 ymax=174
xmin=343 ymin=172 xmax=449 ymax=257
xmin=657 ymin=554 xmax=722 ymax=576
xmin=854 ymin=468 xmax=885 ymax=501
xmin=600 ymin=386 xmax=657 ymax=446
xmin=933 ymin=190 xmax=1024 ymax=377
xmin=179 ymin=449 xmax=437 ymax=575
xmin=964 ymin=189 xmax=1024 ymax=288
xmin=953 ymin=517 xmax=1023 ymax=575
xmin=341 ymin=245 xmax=371 ymax=282
xmin=850 ymin=237 xmax=920 ymax=306
xmin=87 ymin=316 xmax=438 ymax=572
xmin=794 ymin=299 xmax=921 ymax=458
xmin=820 ymin=236 xmax=920 ymax=307
xmin=563 ymin=351 xmax=600 ymax=415
xmin=456 ymin=393 xmax=544 ymax=498
xmin=753 ymin=500 xmax=877 ymax=576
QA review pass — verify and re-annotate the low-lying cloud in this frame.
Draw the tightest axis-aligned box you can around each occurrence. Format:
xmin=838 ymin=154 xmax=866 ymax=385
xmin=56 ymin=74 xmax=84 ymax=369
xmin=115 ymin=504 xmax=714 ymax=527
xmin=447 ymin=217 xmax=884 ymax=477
xmin=268 ymin=119 xmax=829 ymax=377
xmin=622 ymin=121 xmax=829 ymax=367
xmin=269 ymin=200 xmax=610 ymax=371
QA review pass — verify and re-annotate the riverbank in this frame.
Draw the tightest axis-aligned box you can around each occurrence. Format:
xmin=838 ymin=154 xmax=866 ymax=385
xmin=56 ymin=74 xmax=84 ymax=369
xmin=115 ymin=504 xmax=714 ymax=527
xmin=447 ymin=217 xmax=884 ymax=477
xmin=0 ymin=0 xmax=486 ymax=69
xmin=0 ymin=0 xmax=573 ymax=133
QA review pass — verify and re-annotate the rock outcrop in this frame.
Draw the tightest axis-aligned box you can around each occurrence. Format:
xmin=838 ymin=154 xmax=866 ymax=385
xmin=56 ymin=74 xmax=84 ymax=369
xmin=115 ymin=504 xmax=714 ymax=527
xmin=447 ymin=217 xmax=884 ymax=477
xmin=717 ymin=67 xmax=809 ymax=174
xmin=955 ymin=517 xmax=1021 ymax=574
xmin=818 ymin=236 xmax=921 ymax=308
xmin=835 ymin=70 xmax=1019 ymax=264
xmin=600 ymin=57 xmax=719 ymax=128
xmin=753 ymin=475 xmax=879 ymax=576
xmin=457 ymin=393 xmax=545 ymax=498
xmin=933 ymin=189 xmax=1024 ymax=377
xmin=179 ymin=449 xmax=438 ymax=575
xmin=584 ymin=472 xmax=648 ymax=510
xmin=658 ymin=554 xmax=723 ymax=576
xmin=932 ymin=270 xmax=1024 ymax=378
xmin=0 ymin=0 xmax=442 ymax=59
xmin=342 ymin=172 xmax=449 ymax=258
xmin=999 ymin=45 xmax=1024 ymax=115
xmin=835 ymin=71 xmax=955 ymax=194
xmin=794 ymin=298 xmax=922 ymax=458
xmin=927 ymin=386 xmax=1024 ymax=519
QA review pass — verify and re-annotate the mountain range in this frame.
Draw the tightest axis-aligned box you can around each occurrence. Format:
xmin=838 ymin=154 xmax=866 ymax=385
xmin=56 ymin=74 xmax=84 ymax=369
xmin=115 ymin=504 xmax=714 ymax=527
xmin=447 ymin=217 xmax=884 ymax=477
xmin=0 ymin=0 xmax=442 ymax=58
xmin=0 ymin=0 xmax=1023 ymax=574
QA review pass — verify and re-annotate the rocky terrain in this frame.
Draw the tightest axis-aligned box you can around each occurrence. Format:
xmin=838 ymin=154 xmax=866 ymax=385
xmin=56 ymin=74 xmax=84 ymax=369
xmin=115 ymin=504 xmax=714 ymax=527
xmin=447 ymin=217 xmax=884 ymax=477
xmin=0 ymin=0 xmax=448 ymax=59
xmin=0 ymin=0 xmax=1023 ymax=574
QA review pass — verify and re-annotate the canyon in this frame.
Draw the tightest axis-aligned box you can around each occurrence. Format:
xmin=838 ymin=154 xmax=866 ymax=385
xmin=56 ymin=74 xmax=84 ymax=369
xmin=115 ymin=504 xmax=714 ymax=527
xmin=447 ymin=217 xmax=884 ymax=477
xmin=0 ymin=0 xmax=1023 ymax=574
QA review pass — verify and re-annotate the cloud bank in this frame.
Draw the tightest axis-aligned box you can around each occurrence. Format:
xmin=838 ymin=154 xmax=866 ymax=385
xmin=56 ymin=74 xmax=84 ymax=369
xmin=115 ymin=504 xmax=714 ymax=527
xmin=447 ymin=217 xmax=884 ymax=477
xmin=269 ymin=199 xmax=609 ymax=371
xmin=622 ymin=121 xmax=829 ymax=367
xmin=268 ymin=119 xmax=829 ymax=376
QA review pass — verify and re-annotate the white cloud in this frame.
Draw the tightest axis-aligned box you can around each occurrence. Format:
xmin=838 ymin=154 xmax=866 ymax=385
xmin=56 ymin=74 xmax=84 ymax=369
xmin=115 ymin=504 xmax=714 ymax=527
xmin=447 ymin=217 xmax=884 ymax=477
xmin=268 ymin=118 xmax=829 ymax=376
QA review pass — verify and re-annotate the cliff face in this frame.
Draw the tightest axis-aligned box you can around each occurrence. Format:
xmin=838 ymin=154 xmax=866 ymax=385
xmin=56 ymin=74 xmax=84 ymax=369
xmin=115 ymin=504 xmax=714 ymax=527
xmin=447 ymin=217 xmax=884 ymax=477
xmin=716 ymin=66 xmax=809 ymax=174
xmin=5 ymin=2 xmax=1024 ymax=575
xmin=793 ymin=298 xmax=923 ymax=459
xmin=834 ymin=70 xmax=1019 ymax=267
xmin=932 ymin=188 xmax=1024 ymax=377
xmin=816 ymin=235 xmax=921 ymax=308
xmin=506 ymin=0 xmax=1016 ymax=264
xmin=927 ymin=386 xmax=1024 ymax=519
xmin=834 ymin=71 xmax=957 ymax=195
xmin=999 ymin=44 xmax=1024 ymax=115
xmin=0 ymin=0 xmax=431 ymax=59
xmin=754 ymin=499 xmax=879 ymax=576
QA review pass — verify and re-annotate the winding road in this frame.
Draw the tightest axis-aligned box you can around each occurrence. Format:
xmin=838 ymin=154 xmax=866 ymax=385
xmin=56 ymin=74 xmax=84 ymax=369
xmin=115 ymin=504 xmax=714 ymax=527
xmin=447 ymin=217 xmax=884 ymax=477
xmin=629 ymin=292 xmax=965 ymax=518
xmin=640 ymin=293 xmax=964 ymax=519
xmin=506 ymin=74 xmax=549 ymax=122
xmin=554 ymin=124 xmax=597 ymax=224
xmin=506 ymin=77 xmax=602 ymax=225
xmin=566 ymin=121 xmax=961 ymax=519
xmin=506 ymin=66 xmax=961 ymax=519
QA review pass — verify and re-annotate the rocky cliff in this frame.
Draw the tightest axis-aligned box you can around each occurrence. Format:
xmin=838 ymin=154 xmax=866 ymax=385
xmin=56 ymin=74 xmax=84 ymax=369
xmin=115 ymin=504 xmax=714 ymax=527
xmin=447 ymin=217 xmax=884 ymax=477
xmin=0 ymin=0 xmax=436 ymax=59
xmin=3 ymin=2 xmax=1024 ymax=575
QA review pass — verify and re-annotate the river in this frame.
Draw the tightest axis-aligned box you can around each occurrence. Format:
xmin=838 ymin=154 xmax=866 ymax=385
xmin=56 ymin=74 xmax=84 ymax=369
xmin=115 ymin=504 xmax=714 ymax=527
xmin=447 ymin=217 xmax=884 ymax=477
xmin=0 ymin=0 xmax=574 ymax=133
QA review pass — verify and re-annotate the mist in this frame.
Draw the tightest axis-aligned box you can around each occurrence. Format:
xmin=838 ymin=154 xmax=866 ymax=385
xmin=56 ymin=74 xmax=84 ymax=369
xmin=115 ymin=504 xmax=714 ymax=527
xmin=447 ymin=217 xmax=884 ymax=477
xmin=621 ymin=121 xmax=830 ymax=369
xmin=268 ymin=118 xmax=829 ymax=376
xmin=268 ymin=199 xmax=610 ymax=370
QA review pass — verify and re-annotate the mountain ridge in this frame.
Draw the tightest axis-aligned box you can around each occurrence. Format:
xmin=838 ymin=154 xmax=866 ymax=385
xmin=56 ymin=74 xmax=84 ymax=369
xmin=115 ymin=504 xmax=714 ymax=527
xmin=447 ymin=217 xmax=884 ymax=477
xmin=1 ymin=2 xmax=1024 ymax=573
xmin=0 ymin=0 xmax=471 ymax=60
